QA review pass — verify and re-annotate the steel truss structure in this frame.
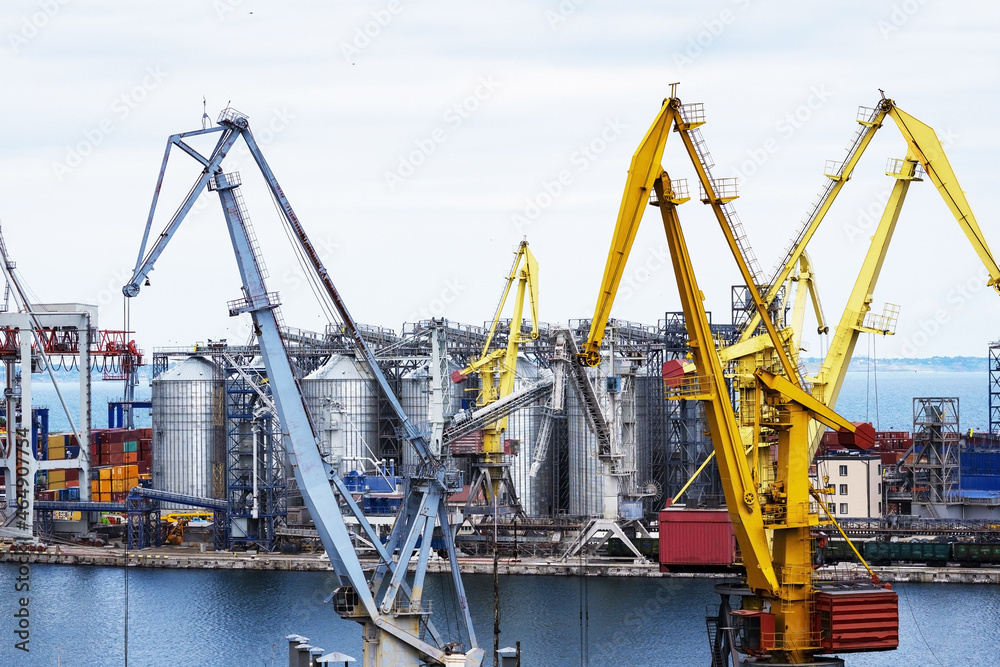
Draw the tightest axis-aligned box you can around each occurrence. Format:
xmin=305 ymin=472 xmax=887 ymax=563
xmin=151 ymin=314 xmax=729 ymax=525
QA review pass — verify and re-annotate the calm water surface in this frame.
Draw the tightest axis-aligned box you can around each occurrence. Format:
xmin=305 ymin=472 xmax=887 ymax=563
xmin=1 ymin=563 xmax=998 ymax=666
xmin=9 ymin=372 xmax=996 ymax=665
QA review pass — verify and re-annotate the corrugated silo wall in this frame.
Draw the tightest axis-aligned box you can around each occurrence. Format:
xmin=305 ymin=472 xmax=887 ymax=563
xmin=400 ymin=370 xmax=430 ymax=470
xmin=508 ymin=402 xmax=547 ymax=517
xmin=151 ymin=363 xmax=221 ymax=509
xmin=300 ymin=360 xmax=379 ymax=475
xmin=565 ymin=363 xmax=605 ymax=518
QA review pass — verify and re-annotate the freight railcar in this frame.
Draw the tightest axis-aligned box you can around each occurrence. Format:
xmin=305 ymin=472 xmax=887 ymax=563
xmin=821 ymin=539 xmax=1000 ymax=567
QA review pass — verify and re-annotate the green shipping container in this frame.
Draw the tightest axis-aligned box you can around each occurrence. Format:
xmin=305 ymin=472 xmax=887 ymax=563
xmin=124 ymin=441 xmax=138 ymax=453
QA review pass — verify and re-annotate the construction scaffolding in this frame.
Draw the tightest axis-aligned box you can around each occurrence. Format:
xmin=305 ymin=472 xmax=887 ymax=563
xmin=990 ymin=340 xmax=1000 ymax=435
xmin=908 ymin=397 xmax=961 ymax=514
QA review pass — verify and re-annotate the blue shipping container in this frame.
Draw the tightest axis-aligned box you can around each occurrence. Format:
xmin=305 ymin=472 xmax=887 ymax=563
xmin=961 ymin=474 xmax=1000 ymax=491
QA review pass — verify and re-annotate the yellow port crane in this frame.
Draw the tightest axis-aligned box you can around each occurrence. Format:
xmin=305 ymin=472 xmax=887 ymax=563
xmin=724 ymin=95 xmax=1000 ymax=461
xmin=452 ymin=240 xmax=538 ymax=517
xmin=584 ymin=92 xmax=898 ymax=666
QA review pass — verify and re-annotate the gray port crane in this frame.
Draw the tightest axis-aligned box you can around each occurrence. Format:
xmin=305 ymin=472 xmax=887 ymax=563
xmin=123 ymin=107 xmax=483 ymax=667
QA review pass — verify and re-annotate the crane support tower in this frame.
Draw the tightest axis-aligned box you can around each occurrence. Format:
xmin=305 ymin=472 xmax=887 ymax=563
xmin=123 ymin=107 xmax=483 ymax=667
xmin=586 ymin=90 xmax=898 ymax=666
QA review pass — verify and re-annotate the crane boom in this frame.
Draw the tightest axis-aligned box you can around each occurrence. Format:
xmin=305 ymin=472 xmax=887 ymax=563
xmin=886 ymin=105 xmax=1000 ymax=287
xmin=581 ymin=100 xmax=677 ymax=367
xmin=123 ymin=108 xmax=482 ymax=667
xmin=580 ymin=97 xmax=800 ymax=385
xmin=739 ymin=101 xmax=891 ymax=341
xmin=740 ymin=97 xmax=1000 ymax=341
xmin=653 ymin=176 xmax=778 ymax=594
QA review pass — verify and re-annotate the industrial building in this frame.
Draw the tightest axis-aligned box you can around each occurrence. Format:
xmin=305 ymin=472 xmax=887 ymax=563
xmin=811 ymin=452 xmax=883 ymax=519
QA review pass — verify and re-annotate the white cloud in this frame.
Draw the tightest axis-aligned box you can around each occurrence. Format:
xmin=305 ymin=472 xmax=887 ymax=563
xmin=0 ymin=1 xmax=995 ymax=357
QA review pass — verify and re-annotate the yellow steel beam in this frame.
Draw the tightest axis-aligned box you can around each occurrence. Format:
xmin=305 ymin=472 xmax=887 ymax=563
xmin=654 ymin=174 xmax=778 ymax=595
xmin=739 ymin=103 xmax=890 ymax=342
xmin=808 ymin=161 xmax=913 ymax=446
xmin=755 ymin=368 xmax=859 ymax=436
xmin=581 ymin=99 xmax=678 ymax=366
xmin=888 ymin=105 xmax=1000 ymax=290
xmin=675 ymin=126 xmax=801 ymax=386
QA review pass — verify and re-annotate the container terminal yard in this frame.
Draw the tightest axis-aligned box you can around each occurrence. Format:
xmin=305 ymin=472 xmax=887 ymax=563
xmin=3 ymin=93 xmax=1000 ymax=666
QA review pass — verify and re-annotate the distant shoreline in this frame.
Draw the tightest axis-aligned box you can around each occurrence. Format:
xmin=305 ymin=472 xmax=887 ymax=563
xmin=802 ymin=356 xmax=985 ymax=374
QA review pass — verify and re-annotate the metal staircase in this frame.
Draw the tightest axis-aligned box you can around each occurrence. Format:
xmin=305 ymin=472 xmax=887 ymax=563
xmin=762 ymin=103 xmax=885 ymax=296
xmin=553 ymin=326 xmax=612 ymax=451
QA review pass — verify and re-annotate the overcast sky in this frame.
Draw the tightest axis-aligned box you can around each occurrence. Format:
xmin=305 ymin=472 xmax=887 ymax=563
xmin=1 ymin=1 xmax=998 ymax=360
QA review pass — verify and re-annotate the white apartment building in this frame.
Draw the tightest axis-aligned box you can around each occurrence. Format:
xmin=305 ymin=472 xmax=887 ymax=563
xmin=811 ymin=452 xmax=884 ymax=519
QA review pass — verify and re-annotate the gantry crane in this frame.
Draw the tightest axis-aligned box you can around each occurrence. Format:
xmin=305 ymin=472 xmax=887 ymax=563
xmin=451 ymin=240 xmax=538 ymax=518
xmin=585 ymin=92 xmax=898 ymax=666
xmin=123 ymin=108 xmax=483 ymax=667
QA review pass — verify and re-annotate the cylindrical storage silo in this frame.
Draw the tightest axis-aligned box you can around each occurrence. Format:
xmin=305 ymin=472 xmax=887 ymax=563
xmin=300 ymin=355 xmax=378 ymax=477
xmin=151 ymin=356 xmax=221 ymax=508
xmin=401 ymin=360 xmax=466 ymax=470
xmin=506 ymin=354 xmax=547 ymax=517
xmin=565 ymin=358 xmax=615 ymax=518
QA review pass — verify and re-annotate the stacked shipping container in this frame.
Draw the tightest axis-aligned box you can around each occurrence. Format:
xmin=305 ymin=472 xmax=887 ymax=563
xmin=36 ymin=427 xmax=153 ymax=502
xmin=818 ymin=429 xmax=913 ymax=466
xmin=89 ymin=427 xmax=153 ymax=472
xmin=38 ymin=432 xmax=82 ymax=501
xmin=88 ymin=428 xmax=153 ymax=502
xmin=89 ymin=464 xmax=142 ymax=502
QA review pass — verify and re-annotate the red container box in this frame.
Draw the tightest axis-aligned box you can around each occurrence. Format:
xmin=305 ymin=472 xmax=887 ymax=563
xmin=448 ymin=431 xmax=484 ymax=456
xmin=658 ymin=507 xmax=738 ymax=569
xmin=137 ymin=460 xmax=151 ymax=474
xmin=731 ymin=609 xmax=776 ymax=652
xmin=813 ymin=588 xmax=898 ymax=652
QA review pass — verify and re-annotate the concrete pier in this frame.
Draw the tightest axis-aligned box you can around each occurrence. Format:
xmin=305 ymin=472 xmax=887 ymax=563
xmin=3 ymin=546 xmax=1000 ymax=582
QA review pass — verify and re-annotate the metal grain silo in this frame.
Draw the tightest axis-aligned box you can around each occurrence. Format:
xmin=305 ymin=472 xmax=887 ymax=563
xmin=565 ymin=359 xmax=610 ymax=518
xmin=300 ymin=355 xmax=378 ymax=476
xmin=400 ymin=360 xmax=465 ymax=468
xmin=151 ymin=356 xmax=222 ymax=506
xmin=506 ymin=354 xmax=547 ymax=517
